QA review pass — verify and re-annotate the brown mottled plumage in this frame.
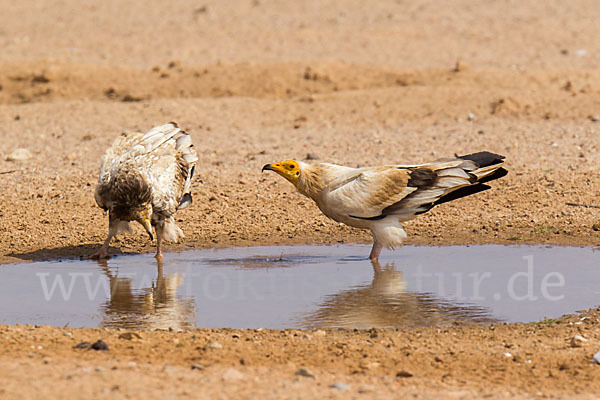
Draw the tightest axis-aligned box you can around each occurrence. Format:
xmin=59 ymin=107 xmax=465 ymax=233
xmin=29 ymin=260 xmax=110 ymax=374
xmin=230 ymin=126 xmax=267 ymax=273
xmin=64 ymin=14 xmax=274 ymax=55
xmin=92 ymin=123 xmax=198 ymax=260
xmin=263 ymin=152 xmax=507 ymax=261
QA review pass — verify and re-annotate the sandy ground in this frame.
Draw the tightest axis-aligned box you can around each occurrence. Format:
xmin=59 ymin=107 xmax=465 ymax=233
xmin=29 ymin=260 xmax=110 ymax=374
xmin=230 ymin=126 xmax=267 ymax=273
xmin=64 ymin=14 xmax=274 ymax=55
xmin=2 ymin=0 xmax=600 ymax=398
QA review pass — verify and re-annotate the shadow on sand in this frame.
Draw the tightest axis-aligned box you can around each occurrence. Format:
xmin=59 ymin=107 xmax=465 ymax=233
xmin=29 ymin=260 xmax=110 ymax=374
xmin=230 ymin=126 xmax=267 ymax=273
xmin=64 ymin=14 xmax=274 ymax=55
xmin=7 ymin=244 xmax=133 ymax=263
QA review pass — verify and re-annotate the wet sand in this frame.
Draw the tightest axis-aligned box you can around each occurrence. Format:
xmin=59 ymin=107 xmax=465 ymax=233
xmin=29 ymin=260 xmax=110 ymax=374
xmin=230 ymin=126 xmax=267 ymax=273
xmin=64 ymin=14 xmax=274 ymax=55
xmin=1 ymin=0 xmax=600 ymax=398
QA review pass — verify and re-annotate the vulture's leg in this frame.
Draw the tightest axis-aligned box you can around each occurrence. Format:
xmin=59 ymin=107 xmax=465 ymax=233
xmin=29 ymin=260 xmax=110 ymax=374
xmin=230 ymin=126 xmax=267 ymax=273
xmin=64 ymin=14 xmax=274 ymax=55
xmin=368 ymin=241 xmax=383 ymax=261
xmin=91 ymin=230 xmax=116 ymax=260
xmin=155 ymin=221 xmax=164 ymax=261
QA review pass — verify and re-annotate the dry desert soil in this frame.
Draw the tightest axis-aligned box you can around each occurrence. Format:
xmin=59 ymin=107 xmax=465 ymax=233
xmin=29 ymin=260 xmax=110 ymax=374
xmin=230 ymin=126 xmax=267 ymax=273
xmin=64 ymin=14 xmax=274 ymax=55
xmin=1 ymin=0 xmax=600 ymax=398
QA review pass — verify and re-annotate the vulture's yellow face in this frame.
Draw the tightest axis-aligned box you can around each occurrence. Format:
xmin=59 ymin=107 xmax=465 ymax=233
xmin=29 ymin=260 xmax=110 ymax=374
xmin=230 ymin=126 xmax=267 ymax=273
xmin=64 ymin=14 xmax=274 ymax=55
xmin=262 ymin=160 xmax=301 ymax=186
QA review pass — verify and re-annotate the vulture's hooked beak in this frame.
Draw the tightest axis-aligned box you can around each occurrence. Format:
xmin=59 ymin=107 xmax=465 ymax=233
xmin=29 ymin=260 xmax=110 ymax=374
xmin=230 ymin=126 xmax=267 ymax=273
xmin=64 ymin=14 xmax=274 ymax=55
xmin=261 ymin=164 xmax=273 ymax=172
xmin=140 ymin=218 xmax=154 ymax=241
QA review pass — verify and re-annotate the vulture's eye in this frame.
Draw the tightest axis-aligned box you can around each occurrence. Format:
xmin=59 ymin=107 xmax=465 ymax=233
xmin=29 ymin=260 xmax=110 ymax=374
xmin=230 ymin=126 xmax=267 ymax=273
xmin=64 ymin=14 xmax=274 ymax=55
xmin=289 ymin=165 xmax=295 ymax=169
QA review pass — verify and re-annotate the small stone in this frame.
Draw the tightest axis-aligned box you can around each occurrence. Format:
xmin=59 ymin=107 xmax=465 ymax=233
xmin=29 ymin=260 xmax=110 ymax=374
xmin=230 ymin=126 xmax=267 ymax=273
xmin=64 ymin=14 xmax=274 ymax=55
xmin=305 ymin=153 xmax=319 ymax=160
xmin=162 ymin=364 xmax=177 ymax=374
xmin=467 ymin=112 xmax=476 ymax=121
xmin=191 ymin=364 xmax=204 ymax=371
xmin=222 ymin=368 xmax=245 ymax=381
xmin=396 ymin=370 xmax=413 ymax=378
xmin=508 ymin=353 xmax=522 ymax=363
xmin=118 ymin=332 xmax=142 ymax=340
xmin=295 ymin=367 xmax=315 ymax=378
xmin=358 ymin=385 xmax=374 ymax=393
xmin=313 ymin=330 xmax=326 ymax=337
xmin=63 ymin=332 xmax=73 ymax=337
xmin=73 ymin=341 xmax=91 ymax=349
xmin=593 ymin=350 xmax=600 ymax=364
xmin=571 ymin=335 xmax=588 ymax=348
xmin=330 ymin=382 xmax=349 ymax=390
xmin=590 ymin=115 xmax=600 ymax=122
xmin=575 ymin=49 xmax=588 ymax=57
xmin=561 ymin=210 xmax=571 ymax=216
xmin=90 ymin=340 xmax=109 ymax=351
xmin=592 ymin=224 xmax=600 ymax=232
xmin=6 ymin=148 xmax=32 ymax=161
xmin=453 ymin=60 xmax=469 ymax=72
xmin=206 ymin=341 xmax=222 ymax=349
xmin=504 ymin=352 xmax=512 ymax=357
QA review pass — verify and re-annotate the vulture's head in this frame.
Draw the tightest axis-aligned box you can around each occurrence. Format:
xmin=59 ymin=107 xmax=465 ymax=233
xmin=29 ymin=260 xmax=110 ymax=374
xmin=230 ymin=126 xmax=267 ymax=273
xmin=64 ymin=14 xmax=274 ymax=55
xmin=262 ymin=160 xmax=302 ymax=186
xmin=110 ymin=202 xmax=154 ymax=240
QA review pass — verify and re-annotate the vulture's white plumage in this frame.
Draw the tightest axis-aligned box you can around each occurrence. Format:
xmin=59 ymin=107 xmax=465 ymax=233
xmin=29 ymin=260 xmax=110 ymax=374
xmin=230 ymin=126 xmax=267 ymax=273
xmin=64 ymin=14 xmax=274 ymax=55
xmin=263 ymin=152 xmax=506 ymax=261
xmin=92 ymin=122 xmax=197 ymax=259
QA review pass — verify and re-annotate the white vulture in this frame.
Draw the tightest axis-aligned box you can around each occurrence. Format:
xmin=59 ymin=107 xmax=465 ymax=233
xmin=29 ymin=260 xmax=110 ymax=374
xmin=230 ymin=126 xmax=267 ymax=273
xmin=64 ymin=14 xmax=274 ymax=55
xmin=92 ymin=122 xmax=197 ymax=260
xmin=262 ymin=152 xmax=506 ymax=261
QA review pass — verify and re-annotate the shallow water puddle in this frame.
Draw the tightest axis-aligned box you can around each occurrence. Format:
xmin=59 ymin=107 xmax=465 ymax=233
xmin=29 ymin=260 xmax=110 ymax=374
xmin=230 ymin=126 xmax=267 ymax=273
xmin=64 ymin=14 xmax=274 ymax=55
xmin=0 ymin=245 xmax=598 ymax=329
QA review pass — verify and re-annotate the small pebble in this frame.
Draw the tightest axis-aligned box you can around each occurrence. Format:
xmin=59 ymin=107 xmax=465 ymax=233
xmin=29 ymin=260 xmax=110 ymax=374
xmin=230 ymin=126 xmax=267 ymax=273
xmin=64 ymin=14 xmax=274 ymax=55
xmin=206 ymin=341 xmax=222 ymax=349
xmin=571 ymin=335 xmax=588 ymax=348
xmin=590 ymin=115 xmax=600 ymax=122
xmin=467 ymin=112 xmax=476 ymax=121
xmin=191 ymin=364 xmax=204 ymax=371
xmin=6 ymin=148 xmax=32 ymax=162
xmin=453 ymin=60 xmax=469 ymax=72
xmin=295 ymin=367 xmax=315 ymax=378
xmin=162 ymin=364 xmax=177 ymax=374
xmin=330 ymin=382 xmax=349 ymax=390
xmin=222 ymin=368 xmax=245 ymax=381
xmin=593 ymin=350 xmax=600 ymax=364
xmin=118 ymin=332 xmax=143 ymax=340
xmin=90 ymin=340 xmax=109 ymax=351
xmin=396 ymin=370 xmax=413 ymax=378
xmin=358 ymin=385 xmax=374 ymax=393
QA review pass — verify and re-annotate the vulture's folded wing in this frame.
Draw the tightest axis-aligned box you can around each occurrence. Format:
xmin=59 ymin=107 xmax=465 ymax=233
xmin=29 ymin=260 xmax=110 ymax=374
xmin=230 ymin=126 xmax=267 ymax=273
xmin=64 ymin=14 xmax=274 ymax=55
xmin=324 ymin=152 xmax=505 ymax=220
xmin=323 ymin=167 xmax=417 ymax=219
